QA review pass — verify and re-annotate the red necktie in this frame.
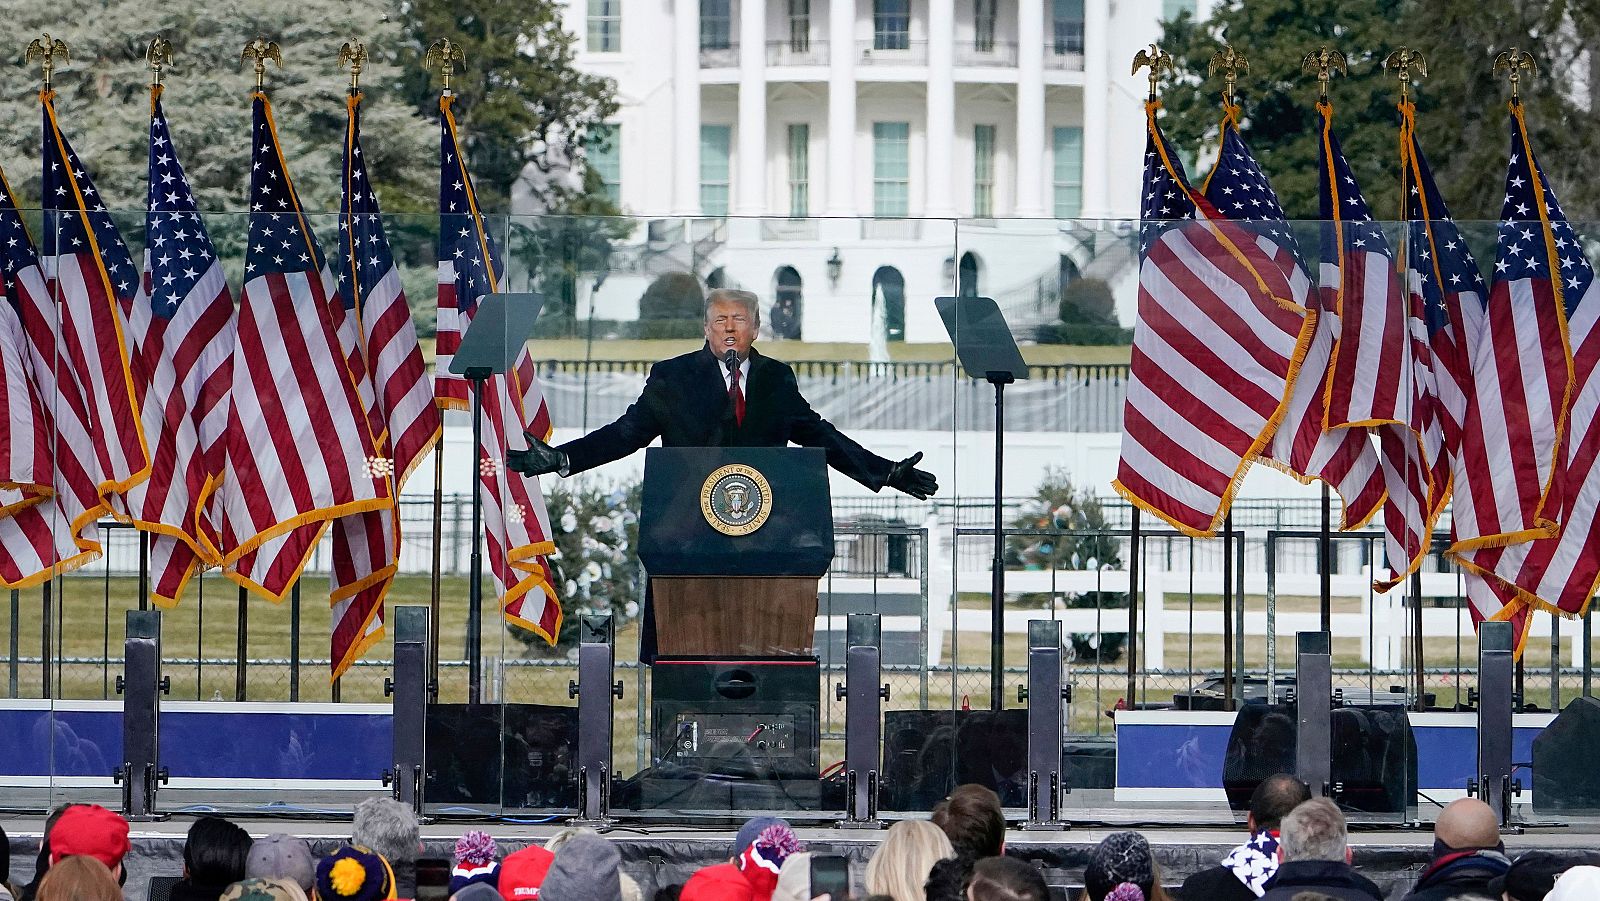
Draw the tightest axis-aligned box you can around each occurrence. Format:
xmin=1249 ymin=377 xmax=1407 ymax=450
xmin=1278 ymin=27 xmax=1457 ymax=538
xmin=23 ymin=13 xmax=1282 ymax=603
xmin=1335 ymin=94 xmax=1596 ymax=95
xmin=728 ymin=365 xmax=746 ymax=426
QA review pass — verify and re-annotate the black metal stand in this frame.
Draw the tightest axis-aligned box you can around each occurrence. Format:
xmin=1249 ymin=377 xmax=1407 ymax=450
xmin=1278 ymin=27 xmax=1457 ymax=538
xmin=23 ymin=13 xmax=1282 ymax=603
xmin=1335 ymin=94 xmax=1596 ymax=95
xmin=839 ymin=614 xmax=886 ymax=828
xmin=1473 ymin=620 xmax=1520 ymax=829
xmin=572 ymin=614 xmax=621 ymax=825
xmin=114 ymin=609 xmax=169 ymax=820
xmin=1222 ymin=513 xmax=1235 ymax=710
xmin=1022 ymin=620 xmax=1068 ymax=829
xmin=1295 ymin=631 xmax=1332 ymax=798
xmin=989 ymin=371 xmax=1014 ymax=711
xmin=384 ymin=606 xmax=429 ymax=817
xmin=466 ymin=366 xmax=491 ymax=705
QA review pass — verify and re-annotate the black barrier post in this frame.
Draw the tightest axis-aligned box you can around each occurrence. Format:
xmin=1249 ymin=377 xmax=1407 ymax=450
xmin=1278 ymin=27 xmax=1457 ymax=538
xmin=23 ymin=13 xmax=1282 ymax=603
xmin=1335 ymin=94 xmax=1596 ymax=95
xmin=1022 ymin=619 xmax=1067 ymax=830
xmin=114 ymin=609 xmax=169 ymax=820
xmin=1472 ymin=621 xmax=1518 ymax=828
xmin=1296 ymin=631 xmax=1332 ymax=798
xmin=838 ymin=613 xmax=885 ymax=828
xmin=571 ymin=614 xmax=621 ymax=824
xmin=384 ymin=606 xmax=429 ymax=816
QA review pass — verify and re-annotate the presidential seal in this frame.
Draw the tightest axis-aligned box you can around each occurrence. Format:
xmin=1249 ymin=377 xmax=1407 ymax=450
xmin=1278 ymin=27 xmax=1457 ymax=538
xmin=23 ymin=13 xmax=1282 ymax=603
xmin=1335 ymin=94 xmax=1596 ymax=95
xmin=700 ymin=464 xmax=773 ymax=536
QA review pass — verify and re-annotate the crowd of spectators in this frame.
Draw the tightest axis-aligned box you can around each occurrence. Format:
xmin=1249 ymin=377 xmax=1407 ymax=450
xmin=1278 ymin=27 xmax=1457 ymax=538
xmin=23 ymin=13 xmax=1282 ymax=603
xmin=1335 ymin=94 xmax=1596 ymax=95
xmin=7 ymin=784 xmax=1600 ymax=901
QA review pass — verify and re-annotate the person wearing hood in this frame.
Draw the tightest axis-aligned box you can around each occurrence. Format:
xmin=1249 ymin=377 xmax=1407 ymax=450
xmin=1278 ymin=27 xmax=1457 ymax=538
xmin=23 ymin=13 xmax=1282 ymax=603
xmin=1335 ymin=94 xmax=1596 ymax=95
xmin=680 ymin=819 xmax=804 ymax=901
xmin=1398 ymin=799 xmax=1508 ymax=901
xmin=1180 ymin=774 xmax=1310 ymax=900
xmin=1258 ymin=800 xmax=1382 ymax=901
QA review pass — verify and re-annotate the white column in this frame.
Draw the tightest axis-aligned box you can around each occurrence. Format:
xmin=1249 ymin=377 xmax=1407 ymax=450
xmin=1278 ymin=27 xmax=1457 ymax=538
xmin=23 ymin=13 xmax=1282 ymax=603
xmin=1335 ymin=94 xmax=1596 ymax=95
xmin=924 ymin=0 xmax=956 ymax=217
xmin=1080 ymin=0 xmax=1111 ymax=219
xmin=735 ymin=0 xmax=768 ymax=215
xmin=826 ymin=0 xmax=858 ymax=216
xmin=673 ymin=0 xmax=703 ymax=215
xmin=1013 ymin=0 xmax=1046 ymax=217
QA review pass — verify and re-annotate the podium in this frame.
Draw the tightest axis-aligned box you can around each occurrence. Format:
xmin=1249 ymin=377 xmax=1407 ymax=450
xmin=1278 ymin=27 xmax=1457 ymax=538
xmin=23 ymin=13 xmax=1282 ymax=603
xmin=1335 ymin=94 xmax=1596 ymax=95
xmin=639 ymin=446 xmax=834 ymax=656
xmin=635 ymin=447 xmax=832 ymax=810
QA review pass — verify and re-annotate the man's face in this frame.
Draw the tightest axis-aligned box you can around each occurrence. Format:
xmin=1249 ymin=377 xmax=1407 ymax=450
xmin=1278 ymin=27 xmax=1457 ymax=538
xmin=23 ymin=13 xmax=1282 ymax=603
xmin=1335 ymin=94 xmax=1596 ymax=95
xmin=705 ymin=300 xmax=757 ymax=359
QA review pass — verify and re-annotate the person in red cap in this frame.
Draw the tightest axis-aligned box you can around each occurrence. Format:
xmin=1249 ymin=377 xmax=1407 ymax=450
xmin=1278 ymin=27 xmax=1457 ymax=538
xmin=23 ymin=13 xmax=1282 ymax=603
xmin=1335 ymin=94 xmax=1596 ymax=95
xmin=47 ymin=805 xmax=131 ymax=885
xmin=497 ymin=845 xmax=555 ymax=901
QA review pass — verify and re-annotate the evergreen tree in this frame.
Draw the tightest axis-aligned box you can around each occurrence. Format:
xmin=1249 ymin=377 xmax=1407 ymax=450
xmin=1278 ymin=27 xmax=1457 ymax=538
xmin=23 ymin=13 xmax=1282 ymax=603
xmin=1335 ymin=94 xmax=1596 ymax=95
xmin=0 ymin=0 xmax=433 ymax=229
xmin=1156 ymin=0 xmax=1600 ymax=223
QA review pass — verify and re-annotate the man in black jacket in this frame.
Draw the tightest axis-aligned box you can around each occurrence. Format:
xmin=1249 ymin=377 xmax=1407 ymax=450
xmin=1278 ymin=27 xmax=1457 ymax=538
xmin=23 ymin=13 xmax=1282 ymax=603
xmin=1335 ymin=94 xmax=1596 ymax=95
xmin=1180 ymin=773 xmax=1311 ymax=900
xmin=508 ymin=289 xmax=938 ymax=657
xmin=1259 ymin=798 xmax=1383 ymax=901
xmin=1399 ymin=798 xmax=1509 ymax=901
xmin=509 ymin=289 xmax=936 ymax=495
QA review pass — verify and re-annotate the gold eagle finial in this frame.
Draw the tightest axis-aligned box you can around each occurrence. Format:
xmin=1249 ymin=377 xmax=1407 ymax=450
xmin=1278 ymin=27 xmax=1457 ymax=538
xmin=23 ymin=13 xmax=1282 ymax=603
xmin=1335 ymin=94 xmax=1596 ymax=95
xmin=26 ymin=33 xmax=70 ymax=90
xmin=1301 ymin=47 xmax=1348 ymax=102
xmin=1208 ymin=45 xmax=1249 ymax=106
xmin=1492 ymin=48 xmax=1538 ymax=103
xmin=240 ymin=37 xmax=282 ymax=91
xmin=1132 ymin=44 xmax=1175 ymax=101
xmin=424 ymin=38 xmax=466 ymax=92
xmin=1384 ymin=48 xmax=1428 ymax=104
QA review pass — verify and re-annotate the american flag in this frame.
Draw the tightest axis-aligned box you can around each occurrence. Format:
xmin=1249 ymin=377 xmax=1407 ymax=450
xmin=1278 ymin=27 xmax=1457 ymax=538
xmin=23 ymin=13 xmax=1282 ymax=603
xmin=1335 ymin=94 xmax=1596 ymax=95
xmin=0 ymin=164 xmax=103 ymax=585
xmin=1400 ymin=111 xmax=1500 ymax=628
xmin=1111 ymin=104 xmax=1314 ymax=537
xmin=1450 ymin=108 xmax=1575 ymax=551
xmin=1458 ymin=103 xmax=1600 ymax=647
xmin=325 ymin=92 xmax=443 ymax=679
xmin=1204 ymin=113 xmax=1385 ymax=532
xmin=218 ymin=93 xmax=390 ymax=600
xmin=435 ymin=94 xmax=561 ymax=639
xmin=1315 ymin=105 xmax=1434 ymax=589
xmin=118 ymin=89 xmax=236 ymax=606
xmin=40 ymin=93 xmax=149 ymax=501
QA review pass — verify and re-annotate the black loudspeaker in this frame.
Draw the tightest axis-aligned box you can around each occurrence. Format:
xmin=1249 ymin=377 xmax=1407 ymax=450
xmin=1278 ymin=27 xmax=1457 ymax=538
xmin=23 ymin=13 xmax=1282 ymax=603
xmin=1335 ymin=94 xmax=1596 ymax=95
xmin=881 ymin=709 xmax=1028 ymax=811
xmin=1534 ymin=696 xmax=1600 ymax=814
xmin=644 ymin=657 xmax=821 ymax=810
xmin=424 ymin=703 xmax=578 ymax=811
xmin=1221 ymin=701 xmax=1416 ymax=815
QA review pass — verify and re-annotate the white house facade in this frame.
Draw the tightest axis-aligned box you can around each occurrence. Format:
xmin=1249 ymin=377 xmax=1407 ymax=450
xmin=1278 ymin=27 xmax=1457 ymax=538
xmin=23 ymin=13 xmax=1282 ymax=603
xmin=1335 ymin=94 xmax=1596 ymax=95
xmin=546 ymin=0 xmax=1215 ymax=345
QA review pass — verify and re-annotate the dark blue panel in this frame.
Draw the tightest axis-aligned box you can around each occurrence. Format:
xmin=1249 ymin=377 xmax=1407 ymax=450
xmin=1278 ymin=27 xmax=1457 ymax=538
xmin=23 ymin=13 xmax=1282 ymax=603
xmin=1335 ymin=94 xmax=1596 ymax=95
xmin=0 ymin=708 xmax=122 ymax=776
xmin=1413 ymin=726 xmax=1477 ymax=791
xmin=1514 ymin=726 xmax=1540 ymax=782
xmin=1116 ymin=723 xmax=1231 ymax=788
xmin=161 ymin=711 xmax=392 ymax=780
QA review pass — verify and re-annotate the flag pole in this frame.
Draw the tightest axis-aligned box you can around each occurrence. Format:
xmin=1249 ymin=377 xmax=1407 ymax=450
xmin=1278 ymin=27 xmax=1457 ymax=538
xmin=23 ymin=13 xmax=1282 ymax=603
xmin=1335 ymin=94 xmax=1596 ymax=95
xmin=1388 ymin=48 xmax=1431 ymax=711
xmin=425 ymin=37 xmax=468 ymax=702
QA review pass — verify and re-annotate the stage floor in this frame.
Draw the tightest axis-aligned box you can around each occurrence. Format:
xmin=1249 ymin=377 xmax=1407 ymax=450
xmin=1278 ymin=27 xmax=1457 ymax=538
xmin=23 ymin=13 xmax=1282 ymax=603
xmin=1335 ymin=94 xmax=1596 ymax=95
xmin=6 ymin=813 xmax=1600 ymax=901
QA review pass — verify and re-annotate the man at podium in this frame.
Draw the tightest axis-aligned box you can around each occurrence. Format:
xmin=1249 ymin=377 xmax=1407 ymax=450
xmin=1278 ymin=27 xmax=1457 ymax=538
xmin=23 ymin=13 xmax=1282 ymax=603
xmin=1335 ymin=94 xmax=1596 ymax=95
xmin=507 ymin=289 xmax=938 ymax=499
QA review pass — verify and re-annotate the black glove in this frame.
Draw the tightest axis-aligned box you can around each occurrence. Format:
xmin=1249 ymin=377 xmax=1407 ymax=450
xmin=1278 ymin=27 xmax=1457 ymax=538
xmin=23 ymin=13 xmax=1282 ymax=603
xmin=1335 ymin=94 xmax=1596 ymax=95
xmin=887 ymin=451 xmax=938 ymax=500
xmin=505 ymin=431 xmax=569 ymax=476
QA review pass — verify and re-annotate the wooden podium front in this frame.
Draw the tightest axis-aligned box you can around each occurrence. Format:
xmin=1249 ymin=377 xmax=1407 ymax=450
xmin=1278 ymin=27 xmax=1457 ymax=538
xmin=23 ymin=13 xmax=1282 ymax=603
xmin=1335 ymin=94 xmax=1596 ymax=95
xmin=651 ymin=577 xmax=819 ymax=656
xmin=638 ymin=447 xmax=834 ymax=658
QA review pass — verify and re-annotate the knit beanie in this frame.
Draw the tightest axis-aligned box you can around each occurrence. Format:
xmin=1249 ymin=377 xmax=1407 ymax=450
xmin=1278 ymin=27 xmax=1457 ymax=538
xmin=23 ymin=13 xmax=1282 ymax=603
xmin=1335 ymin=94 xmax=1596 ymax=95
xmin=450 ymin=831 xmax=501 ymax=895
xmin=733 ymin=818 xmax=790 ymax=858
xmin=1084 ymin=832 xmax=1154 ymax=901
xmin=735 ymin=824 xmax=804 ymax=901
xmin=314 ymin=845 xmax=396 ymax=901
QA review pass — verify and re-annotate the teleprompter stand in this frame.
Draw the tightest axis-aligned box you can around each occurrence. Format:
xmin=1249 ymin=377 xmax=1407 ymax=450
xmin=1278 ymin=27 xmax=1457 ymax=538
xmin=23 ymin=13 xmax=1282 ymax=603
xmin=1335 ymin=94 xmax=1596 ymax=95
xmin=936 ymin=296 xmax=1028 ymax=711
xmin=449 ymin=292 xmax=545 ymax=705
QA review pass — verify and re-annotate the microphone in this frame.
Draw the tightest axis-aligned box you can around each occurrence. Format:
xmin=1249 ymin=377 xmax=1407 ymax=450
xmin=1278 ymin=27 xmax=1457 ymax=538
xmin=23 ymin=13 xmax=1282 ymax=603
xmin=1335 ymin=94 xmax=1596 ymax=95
xmin=723 ymin=348 xmax=738 ymax=373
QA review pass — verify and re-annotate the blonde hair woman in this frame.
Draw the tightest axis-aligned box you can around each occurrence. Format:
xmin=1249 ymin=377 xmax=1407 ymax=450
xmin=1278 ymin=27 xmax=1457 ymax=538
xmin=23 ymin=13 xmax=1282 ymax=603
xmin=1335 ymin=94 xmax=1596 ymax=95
xmin=36 ymin=855 xmax=122 ymax=901
xmin=866 ymin=820 xmax=956 ymax=901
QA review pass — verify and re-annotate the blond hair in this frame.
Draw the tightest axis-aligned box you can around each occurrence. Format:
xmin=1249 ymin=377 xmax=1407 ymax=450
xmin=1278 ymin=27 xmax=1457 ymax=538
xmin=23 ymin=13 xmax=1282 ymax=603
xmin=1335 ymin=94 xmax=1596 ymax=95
xmin=866 ymin=820 xmax=955 ymax=901
xmin=37 ymin=855 xmax=121 ymax=901
xmin=704 ymin=289 xmax=760 ymax=325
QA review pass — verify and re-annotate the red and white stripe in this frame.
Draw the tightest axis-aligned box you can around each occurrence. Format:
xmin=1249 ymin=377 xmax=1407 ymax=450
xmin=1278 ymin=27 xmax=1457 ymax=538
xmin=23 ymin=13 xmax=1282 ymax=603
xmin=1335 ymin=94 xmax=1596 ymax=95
xmin=437 ymin=260 xmax=559 ymax=638
xmin=1 ymin=236 xmax=106 ymax=584
xmin=1261 ymin=287 xmax=1387 ymax=533
xmin=219 ymin=267 xmax=389 ymax=599
xmin=1325 ymin=249 xmax=1409 ymax=430
xmin=1450 ymin=273 xmax=1569 ymax=551
xmin=39 ymin=247 xmax=149 ymax=499
xmin=1113 ymin=217 xmax=1313 ymax=537
xmin=1463 ymin=279 xmax=1600 ymax=619
xmin=121 ymin=252 xmax=235 ymax=605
